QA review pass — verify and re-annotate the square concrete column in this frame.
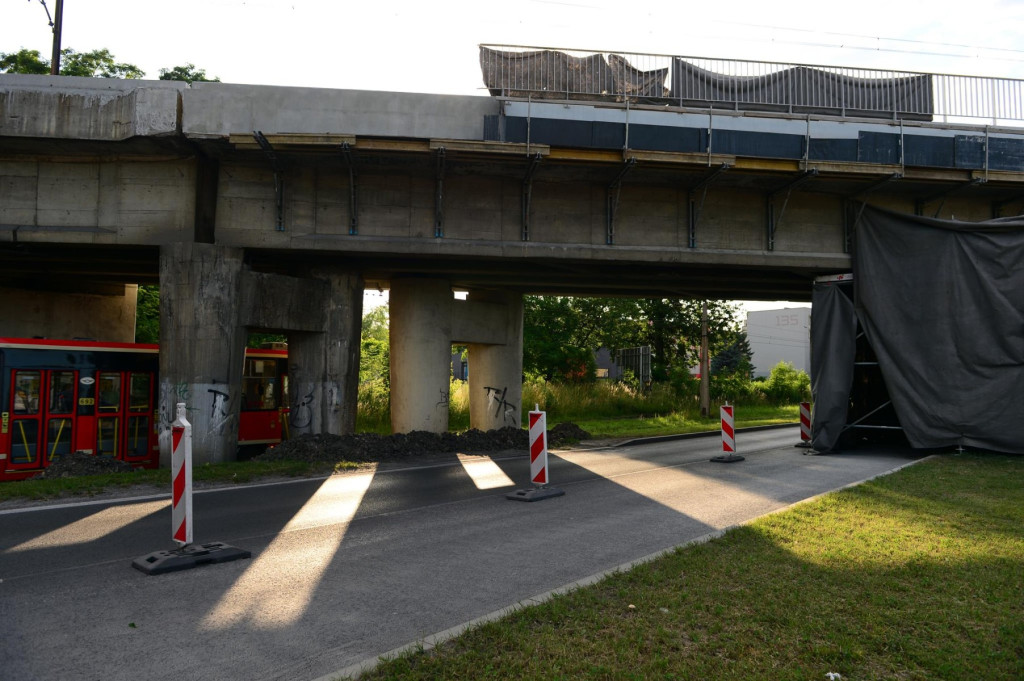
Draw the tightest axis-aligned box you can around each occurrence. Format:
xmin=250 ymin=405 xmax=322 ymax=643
xmin=158 ymin=243 xmax=246 ymax=466
xmin=465 ymin=291 xmax=524 ymax=431
xmin=286 ymin=271 xmax=363 ymax=436
xmin=389 ymin=278 xmax=453 ymax=434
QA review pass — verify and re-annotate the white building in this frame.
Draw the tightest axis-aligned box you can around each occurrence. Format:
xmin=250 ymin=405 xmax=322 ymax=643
xmin=745 ymin=307 xmax=811 ymax=378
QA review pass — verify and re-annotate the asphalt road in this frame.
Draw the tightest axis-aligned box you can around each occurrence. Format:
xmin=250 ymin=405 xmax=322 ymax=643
xmin=0 ymin=428 xmax=924 ymax=681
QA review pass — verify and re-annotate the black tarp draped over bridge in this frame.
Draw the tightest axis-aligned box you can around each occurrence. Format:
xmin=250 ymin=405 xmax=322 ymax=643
xmin=811 ymin=205 xmax=1024 ymax=453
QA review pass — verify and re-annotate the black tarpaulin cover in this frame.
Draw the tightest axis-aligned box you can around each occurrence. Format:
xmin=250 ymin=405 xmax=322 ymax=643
xmin=810 ymin=281 xmax=857 ymax=452
xmin=852 ymin=205 xmax=1024 ymax=453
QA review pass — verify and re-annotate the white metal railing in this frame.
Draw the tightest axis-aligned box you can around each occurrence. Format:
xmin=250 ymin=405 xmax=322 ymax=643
xmin=480 ymin=45 xmax=1024 ymax=126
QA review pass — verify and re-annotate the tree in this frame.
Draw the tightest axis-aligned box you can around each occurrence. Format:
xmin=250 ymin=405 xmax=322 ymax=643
xmin=0 ymin=47 xmax=143 ymax=78
xmin=0 ymin=48 xmax=49 ymax=74
xmin=711 ymin=330 xmax=754 ymax=377
xmin=159 ymin=63 xmax=219 ymax=84
xmin=134 ymin=285 xmax=160 ymax=344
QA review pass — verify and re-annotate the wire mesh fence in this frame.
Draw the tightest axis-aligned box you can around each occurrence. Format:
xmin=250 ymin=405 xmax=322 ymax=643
xmin=480 ymin=45 xmax=1024 ymax=126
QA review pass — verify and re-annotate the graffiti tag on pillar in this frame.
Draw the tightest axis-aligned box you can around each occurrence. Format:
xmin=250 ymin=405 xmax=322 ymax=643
xmin=208 ymin=388 xmax=234 ymax=435
xmin=437 ymin=389 xmax=450 ymax=409
xmin=291 ymin=391 xmax=315 ymax=429
xmin=483 ymin=386 xmax=518 ymax=427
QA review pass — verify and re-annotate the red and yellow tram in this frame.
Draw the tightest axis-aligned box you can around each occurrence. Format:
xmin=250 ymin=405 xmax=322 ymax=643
xmin=0 ymin=338 xmax=288 ymax=482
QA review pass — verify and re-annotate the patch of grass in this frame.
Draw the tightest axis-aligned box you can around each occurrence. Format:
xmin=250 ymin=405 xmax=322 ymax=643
xmin=354 ymin=453 xmax=1024 ymax=681
xmin=574 ymin=404 xmax=799 ymax=438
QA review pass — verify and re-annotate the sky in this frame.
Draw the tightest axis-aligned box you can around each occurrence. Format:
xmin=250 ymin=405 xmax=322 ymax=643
xmin=4 ymin=0 xmax=1023 ymax=314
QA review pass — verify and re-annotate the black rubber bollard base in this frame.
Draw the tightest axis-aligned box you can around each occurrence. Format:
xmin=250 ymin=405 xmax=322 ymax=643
xmin=132 ymin=541 xmax=251 ymax=576
xmin=506 ymin=486 xmax=565 ymax=502
xmin=710 ymin=454 xmax=745 ymax=463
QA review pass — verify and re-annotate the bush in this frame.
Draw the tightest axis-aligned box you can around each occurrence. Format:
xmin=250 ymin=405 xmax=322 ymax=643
xmin=762 ymin=361 xmax=811 ymax=404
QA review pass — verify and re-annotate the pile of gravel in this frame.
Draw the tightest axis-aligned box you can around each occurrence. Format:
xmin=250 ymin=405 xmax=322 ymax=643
xmin=256 ymin=423 xmax=591 ymax=464
xmin=36 ymin=451 xmax=136 ymax=479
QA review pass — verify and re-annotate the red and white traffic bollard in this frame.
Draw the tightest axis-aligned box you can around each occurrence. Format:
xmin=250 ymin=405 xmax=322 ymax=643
xmin=507 ymin=404 xmax=564 ymax=502
xmin=711 ymin=403 xmax=744 ymax=463
xmin=529 ymin=407 xmax=548 ymax=485
xmin=795 ymin=401 xmax=813 ymax=448
xmin=171 ymin=402 xmax=193 ymax=547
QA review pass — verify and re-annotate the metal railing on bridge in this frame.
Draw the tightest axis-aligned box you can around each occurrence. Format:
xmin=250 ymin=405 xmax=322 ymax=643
xmin=480 ymin=45 xmax=1024 ymax=127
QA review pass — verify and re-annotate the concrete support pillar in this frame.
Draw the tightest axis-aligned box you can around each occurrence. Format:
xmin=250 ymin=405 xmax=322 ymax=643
xmin=389 ymin=278 xmax=452 ymax=434
xmin=287 ymin=271 xmax=363 ymax=437
xmin=158 ymin=243 xmax=245 ymax=467
xmin=466 ymin=291 xmax=524 ymax=431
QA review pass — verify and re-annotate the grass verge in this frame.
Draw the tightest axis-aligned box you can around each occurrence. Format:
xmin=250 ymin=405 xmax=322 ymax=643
xmin=353 ymin=453 xmax=1024 ymax=681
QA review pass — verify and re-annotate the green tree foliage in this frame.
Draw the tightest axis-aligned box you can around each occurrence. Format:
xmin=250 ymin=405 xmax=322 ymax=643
xmin=1 ymin=46 xmax=143 ymax=77
xmin=762 ymin=361 xmax=811 ymax=404
xmin=0 ymin=48 xmax=49 ymax=74
xmin=134 ymin=285 xmax=160 ymax=344
xmin=59 ymin=48 xmax=144 ymax=78
xmin=523 ymin=295 xmax=741 ymax=382
xmin=158 ymin=63 xmax=219 ymax=84
xmin=711 ymin=330 xmax=754 ymax=377
xmin=360 ymin=304 xmax=390 ymax=386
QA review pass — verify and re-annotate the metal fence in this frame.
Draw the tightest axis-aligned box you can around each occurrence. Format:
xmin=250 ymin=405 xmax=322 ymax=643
xmin=480 ymin=45 xmax=1024 ymax=126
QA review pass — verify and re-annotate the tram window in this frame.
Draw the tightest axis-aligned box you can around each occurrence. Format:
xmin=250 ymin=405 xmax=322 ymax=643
xmin=47 ymin=418 xmax=73 ymax=461
xmin=129 ymin=373 xmax=151 ymax=411
xmin=98 ymin=373 xmax=122 ymax=411
xmin=13 ymin=371 xmax=41 ymax=414
xmin=11 ymin=419 xmax=39 ymax=463
xmin=49 ymin=372 xmax=76 ymax=414
xmin=126 ymin=415 xmax=149 ymax=458
xmin=242 ymin=358 xmax=279 ymax=410
xmin=97 ymin=417 xmax=119 ymax=457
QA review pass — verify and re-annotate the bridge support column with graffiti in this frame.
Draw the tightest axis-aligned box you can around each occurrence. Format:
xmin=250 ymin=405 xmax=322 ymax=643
xmin=465 ymin=290 xmax=523 ymax=431
xmin=158 ymin=243 xmax=246 ymax=467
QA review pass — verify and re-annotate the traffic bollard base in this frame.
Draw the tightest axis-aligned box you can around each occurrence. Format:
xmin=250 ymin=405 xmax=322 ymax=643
xmin=794 ymin=441 xmax=813 ymax=448
xmin=506 ymin=486 xmax=565 ymax=502
xmin=132 ymin=541 xmax=251 ymax=576
xmin=710 ymin=454 xmax=745 ymax=463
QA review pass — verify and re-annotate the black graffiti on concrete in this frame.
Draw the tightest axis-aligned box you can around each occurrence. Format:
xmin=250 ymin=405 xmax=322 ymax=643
xmin=437 ymin=388 xmax=450 ymax=408
xmin=290 ymin=391 xmax=315 ymax=429
xmin=483 ymin=386 xmax=518 ymax=427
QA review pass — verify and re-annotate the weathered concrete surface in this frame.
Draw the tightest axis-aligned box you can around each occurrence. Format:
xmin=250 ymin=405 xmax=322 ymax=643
xmin=0 ymin=74 xmax=183 ymax=140
xmin=182 ymin=82 xmax=497 ymax=140
xmin=389 ymin=278 xmax=454 ymax=434
xmin=466 ymin=290 xmax=524 ymax=431
xmin=158 ymin=243 xmax=246 ymax=466
xmin=0 ymin=284 xmax=138 ymax=342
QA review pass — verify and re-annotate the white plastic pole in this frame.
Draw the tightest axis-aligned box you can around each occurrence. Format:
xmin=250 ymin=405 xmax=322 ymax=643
xmin=171 ymin=402 xmax=193 ymax=548
xmin=528 ymin=404 xmax=548 ymax=486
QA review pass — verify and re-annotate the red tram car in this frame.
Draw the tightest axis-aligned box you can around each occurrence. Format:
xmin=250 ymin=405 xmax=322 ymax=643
xmin=0 ymin=338 xmax=288 ymax=482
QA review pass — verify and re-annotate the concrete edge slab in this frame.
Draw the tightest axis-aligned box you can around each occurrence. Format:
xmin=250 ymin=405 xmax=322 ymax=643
xmin=316 ymin=453 xmax=935 ymax=681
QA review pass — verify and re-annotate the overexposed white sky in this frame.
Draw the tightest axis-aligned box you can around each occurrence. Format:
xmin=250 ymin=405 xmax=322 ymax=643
xmin=5 ymin=0 xmax=1021 ymax=315
xmin=4 ymin=0 xmax=1023 ymax=91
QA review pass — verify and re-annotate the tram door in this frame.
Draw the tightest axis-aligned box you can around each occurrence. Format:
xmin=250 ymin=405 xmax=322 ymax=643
xmin=7 ymin=370 xmax=77 ymax=470
xmin=95 ymin=371 xmax=155 ymax=462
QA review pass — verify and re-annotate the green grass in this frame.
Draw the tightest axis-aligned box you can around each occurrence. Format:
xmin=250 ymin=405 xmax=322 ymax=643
xmin=353 ymin=453 xmax=1024 ymax=680
xmin=575 ymin=404 xmax=799 ymax=438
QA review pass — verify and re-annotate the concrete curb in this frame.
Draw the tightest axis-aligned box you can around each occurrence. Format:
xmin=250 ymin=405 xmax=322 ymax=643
xmin=615 ymin=421 xmax=797 ymax=448
xmin=317 ymin=452 xmax=934 ymax=681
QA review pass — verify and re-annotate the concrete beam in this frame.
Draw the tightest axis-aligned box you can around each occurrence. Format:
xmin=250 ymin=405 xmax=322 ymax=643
xmin=0 ymin=284 xmax=138 ymax=342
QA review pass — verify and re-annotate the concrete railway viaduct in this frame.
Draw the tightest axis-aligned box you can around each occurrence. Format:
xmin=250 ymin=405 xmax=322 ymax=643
xmin=2 ymin=66 xmax=1023 ymax=465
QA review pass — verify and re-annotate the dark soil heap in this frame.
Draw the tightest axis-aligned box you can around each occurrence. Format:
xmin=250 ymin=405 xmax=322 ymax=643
xmin=256 ymin=424 xmax=591 ymax=464
xmin=36 ymin=451 xmax=136 ymax=478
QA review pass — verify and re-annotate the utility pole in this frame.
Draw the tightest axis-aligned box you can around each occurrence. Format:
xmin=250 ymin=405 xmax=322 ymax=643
xmin=699 ymin=300 xmax=710 ymax=417
xmin=49 ymin=0 xmax=64 ymax=75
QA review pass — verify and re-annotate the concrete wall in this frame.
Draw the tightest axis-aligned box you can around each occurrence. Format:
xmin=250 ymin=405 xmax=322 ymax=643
xmin=183 ymin=83 xmax=497 ymax=139
xmin=0 ymin=75 xmax=183 ymax=140
xmin=746 ymin=307 xmax=812 ymax=378
xmin=0 ymin=284 xmax=138 ymax=342
xmin=0 ymin=158 xmax=195 ymax=241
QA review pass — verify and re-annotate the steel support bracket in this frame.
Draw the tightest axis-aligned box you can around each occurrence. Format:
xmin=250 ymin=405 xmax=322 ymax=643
xmin=521 ymin=152 xmax=543 ymax=241
xmin=915 ymin=177 xmax=986 ymax=217
xmin=434 ymin=147 xmax=446 ymax=238
xmin=606 ymin=157 xmax=636 ymax=245
xmin=254 ymin=130 xmax=285 ymax=231
xmin=766 ymin=169 xmax=818 ymax=251
xmin=340 ymin=142 xmax=358 ymax=235
xmin=843 ymin=173 xmax=902 ymax=252
xmin=687 ymin=163 xmax=731 ymax=248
